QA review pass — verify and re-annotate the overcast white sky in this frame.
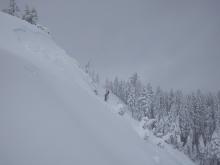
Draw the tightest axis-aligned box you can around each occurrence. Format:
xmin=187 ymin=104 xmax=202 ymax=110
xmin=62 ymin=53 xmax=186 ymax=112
xmin=1 ymin=0 xmax=220 ymax=92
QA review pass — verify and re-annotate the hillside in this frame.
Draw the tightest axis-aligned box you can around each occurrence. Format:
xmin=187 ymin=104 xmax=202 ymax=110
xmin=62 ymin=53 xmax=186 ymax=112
xmin=0 ymin=12 xmax=194 ymax=165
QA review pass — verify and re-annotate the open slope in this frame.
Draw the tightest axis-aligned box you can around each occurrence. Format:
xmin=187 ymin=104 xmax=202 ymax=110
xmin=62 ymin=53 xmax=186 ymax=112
xmin=0 ymin=12 xmax=194 ymax=165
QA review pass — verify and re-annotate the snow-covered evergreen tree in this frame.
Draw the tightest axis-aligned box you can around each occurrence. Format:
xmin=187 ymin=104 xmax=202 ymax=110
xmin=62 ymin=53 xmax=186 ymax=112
xmin=146 ymin=83 xmax=154 ymax=119
xmin=127 ymin=85 xmax=136 ymax=118
xmin=22 ymin=5 xmax=38 ymax=25
xmin=136 ymin=87 xmax=148 ymax=120
xmin=31 ymin=8 xmax=38 ymax=25
xmin=206 ymin=128 xmax=220 ymax=165
xmin=153 ymin=86 xmax=163 ymax=120
xmin=190 ymin=92 xmax=202 ymax=154
xmin=129 ymin=73 xmax=142 ymax=98
xmin=167 ymin=89 xmax=175 ymax=113
xmin=179 ymin=96 xmax=191 ymax=147
xmin=2 ymin=0 xmax=20 ymax=17
xmin=202 ymin=94 xmax=216 ymax=146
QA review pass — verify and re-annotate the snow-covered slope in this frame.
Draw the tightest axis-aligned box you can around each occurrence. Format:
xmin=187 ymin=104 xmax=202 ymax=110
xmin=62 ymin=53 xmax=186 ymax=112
xmin=0 ymin=12 xmax=194 ymax=165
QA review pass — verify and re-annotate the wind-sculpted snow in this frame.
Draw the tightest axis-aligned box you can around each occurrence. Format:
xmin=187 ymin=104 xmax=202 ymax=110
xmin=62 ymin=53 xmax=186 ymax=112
xmin=0 ymin=12 xmax=194 ymax=165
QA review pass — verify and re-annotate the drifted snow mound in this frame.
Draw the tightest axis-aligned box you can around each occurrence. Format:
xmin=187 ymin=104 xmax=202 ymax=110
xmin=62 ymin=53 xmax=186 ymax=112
xmin=0 ymin=12 xmax=194 ymax=165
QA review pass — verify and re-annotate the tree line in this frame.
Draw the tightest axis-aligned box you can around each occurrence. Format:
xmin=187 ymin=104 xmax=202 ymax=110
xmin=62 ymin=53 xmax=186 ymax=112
xmin=2 ymin=0 xmax=38 ymax=25
xmin=106 ymin=73 xmax=220 ymax=165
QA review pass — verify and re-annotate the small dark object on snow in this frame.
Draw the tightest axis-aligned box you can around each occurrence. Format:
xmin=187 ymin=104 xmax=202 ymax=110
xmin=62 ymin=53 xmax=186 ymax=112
xmin=94 ymin=89 xmax=98 ymax=95
xmin=104 ymin=90 xmax=110 ymax=101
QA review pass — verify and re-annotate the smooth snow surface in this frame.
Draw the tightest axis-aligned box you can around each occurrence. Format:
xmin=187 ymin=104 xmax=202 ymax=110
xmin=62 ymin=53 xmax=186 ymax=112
xmin=0 ymin=12 xmax=194 ymax=165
